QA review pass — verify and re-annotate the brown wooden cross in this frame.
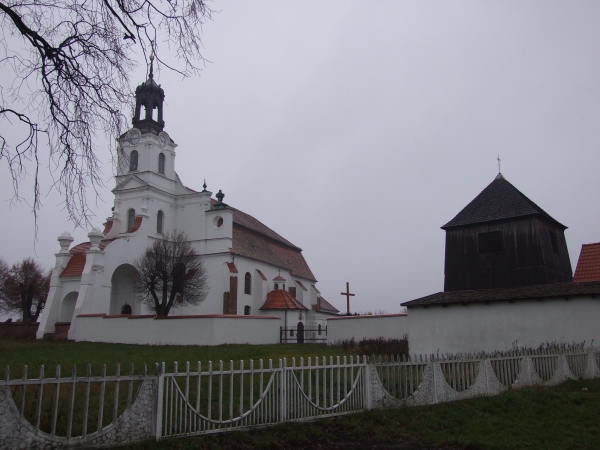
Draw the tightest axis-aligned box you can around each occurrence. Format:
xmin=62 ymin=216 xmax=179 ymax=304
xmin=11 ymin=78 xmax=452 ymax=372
xmin=341 ymin=282 xmax=355 ymax=315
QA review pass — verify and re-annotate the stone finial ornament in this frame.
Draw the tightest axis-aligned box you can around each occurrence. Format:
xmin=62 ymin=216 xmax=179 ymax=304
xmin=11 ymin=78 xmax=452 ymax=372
xmin=57 ymin=231 xmax=74 ymax=253
xmin=88 ymin=228 xmax=104 ymax=250
xmin=212 ymin=190 xmax=226 ymax=210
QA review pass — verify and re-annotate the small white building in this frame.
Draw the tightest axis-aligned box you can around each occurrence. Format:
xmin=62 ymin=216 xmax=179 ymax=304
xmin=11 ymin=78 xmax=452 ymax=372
xmin=37 ymin=70 xmax=338 ymax=345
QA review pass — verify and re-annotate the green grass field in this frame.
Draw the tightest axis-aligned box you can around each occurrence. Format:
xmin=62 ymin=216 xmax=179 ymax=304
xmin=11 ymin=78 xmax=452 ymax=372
xmin=122 ymin=379 xmax=600 ymax=450
xmin=2 ymin=339 xmax=599 ymax=449
xmin=0 ymin=339 xmax=350 ymax=377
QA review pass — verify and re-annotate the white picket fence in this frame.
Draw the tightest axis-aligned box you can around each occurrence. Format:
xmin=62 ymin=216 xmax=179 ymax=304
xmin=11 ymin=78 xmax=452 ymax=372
xmin=1 ymin=347 xmax=599 ymax=449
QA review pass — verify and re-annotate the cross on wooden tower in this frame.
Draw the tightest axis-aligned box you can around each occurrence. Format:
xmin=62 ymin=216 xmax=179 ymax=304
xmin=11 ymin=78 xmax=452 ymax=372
xmin=340 ymin=282 xmax=355 ymax=315
xmin=497 ymin=154 xmax=501 ymax=174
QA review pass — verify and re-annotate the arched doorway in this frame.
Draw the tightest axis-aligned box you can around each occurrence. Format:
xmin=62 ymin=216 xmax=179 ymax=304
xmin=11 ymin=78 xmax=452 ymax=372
xmin=110 ymin=264 xmax=139 ymax=315
xmin=59 ymin=292 xmax=78 ymax=322
xmin=297 ymin=322 xmax=304 ymax=344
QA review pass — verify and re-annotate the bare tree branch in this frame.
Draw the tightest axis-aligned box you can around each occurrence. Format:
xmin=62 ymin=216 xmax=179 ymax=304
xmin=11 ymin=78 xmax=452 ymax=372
xmin=0 ymin=0 xmax=212 ymax=228
xmin=132 ymin=230 xmax=209 ymax=316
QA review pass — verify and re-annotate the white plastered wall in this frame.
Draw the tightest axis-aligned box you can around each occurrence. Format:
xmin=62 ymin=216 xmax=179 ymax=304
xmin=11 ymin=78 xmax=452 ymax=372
xmin=326 ymin=314 xmax=409 ymax=344
xmin=406 ymin=296 xmax=600 ymax=355
xmin=75 ymin=315 xmax=281 ymax=345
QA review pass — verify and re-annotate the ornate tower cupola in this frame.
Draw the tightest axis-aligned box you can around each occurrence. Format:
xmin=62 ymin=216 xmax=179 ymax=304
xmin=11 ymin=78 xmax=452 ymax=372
xmin=132 ymin=55 xmax=165 ymax=134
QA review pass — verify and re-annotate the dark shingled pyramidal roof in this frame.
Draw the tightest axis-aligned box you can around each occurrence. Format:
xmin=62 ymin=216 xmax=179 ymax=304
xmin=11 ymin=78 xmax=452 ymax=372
xmin=442 ymin=174 xmax=566 ymax=230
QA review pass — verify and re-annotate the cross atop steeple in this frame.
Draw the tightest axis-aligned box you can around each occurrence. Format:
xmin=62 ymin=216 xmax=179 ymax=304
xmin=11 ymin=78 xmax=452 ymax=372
xmin=497 ymin=154 xmax=501 ymax=174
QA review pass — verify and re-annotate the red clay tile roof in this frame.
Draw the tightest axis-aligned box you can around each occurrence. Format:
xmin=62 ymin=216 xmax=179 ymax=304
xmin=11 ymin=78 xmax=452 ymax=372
xmin=129 ymin=216 xmax=143 ymax=233
xmin=273 ymin=275 xmax=286 ymax=281
xmin=311 ymin=285 xmax=320 ymax=294
xmin=259 ymin=290 xmax=309 ymax=311
xmin=210 ymin=199 xmax=299 ymax=249
xmin=573 ymin=243 xmax=600 ymax=282
xmin=294 ymin=280 xmax=308 ymax=291
xmin=231 ymin=225 xmax=316 ymax=281
xmin=256 ymin=269 xmax=267 ymax=281
xmin=225 ymin=262 xmax=238 ymax=273
xmin=401 ymin=280 xmax=600 ymax=307
xmin=59 ymin=239 xmax=118 ymax=277
xmin=316 ymin=296 xmax=339 ymax=314
xmin=103 ymin=219 xmax=113 ymax=235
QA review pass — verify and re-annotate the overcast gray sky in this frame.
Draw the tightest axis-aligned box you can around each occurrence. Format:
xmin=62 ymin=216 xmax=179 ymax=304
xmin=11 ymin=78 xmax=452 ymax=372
xmin=1 ymin=1 xmax=599 ymax=315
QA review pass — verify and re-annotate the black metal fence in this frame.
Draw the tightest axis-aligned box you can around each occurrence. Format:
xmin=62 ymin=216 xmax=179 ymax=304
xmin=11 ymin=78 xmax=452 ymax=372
xmin=280 ymin=325 xmax=327 ymax=344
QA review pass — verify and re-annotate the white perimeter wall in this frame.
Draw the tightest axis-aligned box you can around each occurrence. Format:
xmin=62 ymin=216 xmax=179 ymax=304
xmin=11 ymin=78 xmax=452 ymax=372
xmin=326 ymin=314 xmax=408 ymax=344
xmin=407 ymin=295 xmax=600 ymax=355
xmin=75 ymin=315 xmax=281 ymax=346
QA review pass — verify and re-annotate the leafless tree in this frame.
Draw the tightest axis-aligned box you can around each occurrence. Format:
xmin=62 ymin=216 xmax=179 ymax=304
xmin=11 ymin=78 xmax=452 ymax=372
xmin=0 ymin=257 xmax=51 ymax=322
xmin=0 ymin=0 xmax=212 ymax=228
xmin=132 ymin=230 xmax=209 ymax=316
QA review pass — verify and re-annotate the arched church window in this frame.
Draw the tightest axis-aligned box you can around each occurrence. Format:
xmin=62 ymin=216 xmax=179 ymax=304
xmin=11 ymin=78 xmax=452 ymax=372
xmin=274 ymin=283 xmax=279 ymax=290
xmin=129 ymin=150 xmax=138 ymax=171
xmin=157 ymin=210 xmax=164 ymax=234
xmin=127 ymin=209 xmax=136 ymax=232
xmin=244 ymin=305 xmax=251 ymax=315
xmin=158 ymin=153 xmax=165 ymax=174
xmin=244 ymin=272 xmax=251 ymax=294
xmin=121 ymin=304 xmax=132 ymax=315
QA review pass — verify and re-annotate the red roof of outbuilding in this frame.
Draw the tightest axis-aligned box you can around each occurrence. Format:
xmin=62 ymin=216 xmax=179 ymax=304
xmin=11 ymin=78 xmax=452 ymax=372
xmin=574 ymin=243 xmax=600 ymax=282
xmin=260 ymin=290 xmax=308 ymax=311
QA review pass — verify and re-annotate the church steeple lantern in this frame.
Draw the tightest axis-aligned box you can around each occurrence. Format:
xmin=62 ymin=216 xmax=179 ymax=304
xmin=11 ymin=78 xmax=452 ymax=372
xmin=132 ymin=55 xmax=165 ymax=134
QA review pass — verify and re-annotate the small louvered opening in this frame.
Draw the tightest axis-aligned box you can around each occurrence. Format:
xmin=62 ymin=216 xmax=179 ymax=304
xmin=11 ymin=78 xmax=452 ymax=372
xmin=549 ymin=231 xmax=559 ymax=253
xmin=478 ymin=231 xmax=502 ymax=253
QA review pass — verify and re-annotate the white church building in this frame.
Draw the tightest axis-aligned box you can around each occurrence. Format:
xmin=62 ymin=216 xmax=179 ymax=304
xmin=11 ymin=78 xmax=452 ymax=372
xmin=37 ymin=68 xmax=338 ymax=345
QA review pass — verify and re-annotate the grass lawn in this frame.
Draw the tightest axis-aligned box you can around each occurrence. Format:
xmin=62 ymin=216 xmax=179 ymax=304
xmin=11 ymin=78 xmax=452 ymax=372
xmin=122 ymin=379 xmax=600 ymax=450
xmin=0 ymin=338 xmax=349 ymax=377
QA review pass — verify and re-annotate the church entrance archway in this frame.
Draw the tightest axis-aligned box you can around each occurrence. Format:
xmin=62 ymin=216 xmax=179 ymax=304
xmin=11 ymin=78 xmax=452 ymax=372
xmin=59 ymin=292 xmax=78 ymax=322
xmin=297 ymin=322 xmax=304 ymax=344
xmin=110 ymin=264 xmax=139 ymax=315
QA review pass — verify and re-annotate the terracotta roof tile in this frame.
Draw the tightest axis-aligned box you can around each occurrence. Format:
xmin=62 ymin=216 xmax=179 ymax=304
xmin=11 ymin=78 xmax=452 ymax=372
xmin=259 ymin=290 xmax=308 ymax=311
xmin=129 ymin=216 xmax=143 ymax=233
xmin=210 ymin=199 xmax=299 ymax=249
xmin=317 ymin=296 xmax=339 ymax=313
xmin=311 ymin=285 xmax=320 ymax=294
xmin=103 ymin=219 xmax=113 ymax=235
xmin=574 ymin=243 xmax=600 ymax=282
xmin=226 ymin=262 xmax=238 ymax=273
xmin=60 ymin=239 xmax=118 ymax=277
xmin=401 ymin=280 xmax=600 ymax=307
xmin=256 ymin=269 xmax=267 ymax=281
xmin=294 ymin=280 xmax=308 ymax=291
xmin=231 ymin=225 xmax=316 ymax=281
xmin=273 ymin=275 xmax=286 ymax=281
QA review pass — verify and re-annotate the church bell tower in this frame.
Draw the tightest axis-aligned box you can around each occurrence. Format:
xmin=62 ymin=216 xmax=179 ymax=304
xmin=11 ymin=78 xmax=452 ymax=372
xmin=132 ymin=55 xmax=165 ymax=134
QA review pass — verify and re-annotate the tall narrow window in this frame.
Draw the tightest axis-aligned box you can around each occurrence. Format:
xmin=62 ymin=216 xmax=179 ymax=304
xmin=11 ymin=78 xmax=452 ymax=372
xmin=129 ymin=150 xmax=138 ymax=171
xmin=157 ymin=210 xmax=164 ymax=234
xmin=274 ymin=283 xmax=279 ymax=290
xmin=158 ymin=153 xmax=165 ymax=174
xmin=549 ymin=231 xmax=559 ymax=253
xmin=127 ymin=209 xmax=136 ymax=232
xmin=318 ymin=324 xmax=322 ymax=335
xmin=244 ymin=272 xmax=252 ymax=294
xmin=244 ymin=305 xmax=251 ymax=315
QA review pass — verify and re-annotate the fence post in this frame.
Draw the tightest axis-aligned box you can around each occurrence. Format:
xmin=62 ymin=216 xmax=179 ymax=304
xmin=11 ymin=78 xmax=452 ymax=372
xmin=155 ymin=362 xmax=165 ymax=440
xmin=280 ymin=358 xmax=287 ymax=422
xmin=363 ymin=355 xmax=372 ymax=410
xmin=431 ymin=357 xmax=438 ymax=404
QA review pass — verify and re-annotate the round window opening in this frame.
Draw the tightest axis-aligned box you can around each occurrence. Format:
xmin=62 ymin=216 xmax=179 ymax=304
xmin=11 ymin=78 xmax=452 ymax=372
xmin=213 ymin=216 xmax=224 ymax=229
